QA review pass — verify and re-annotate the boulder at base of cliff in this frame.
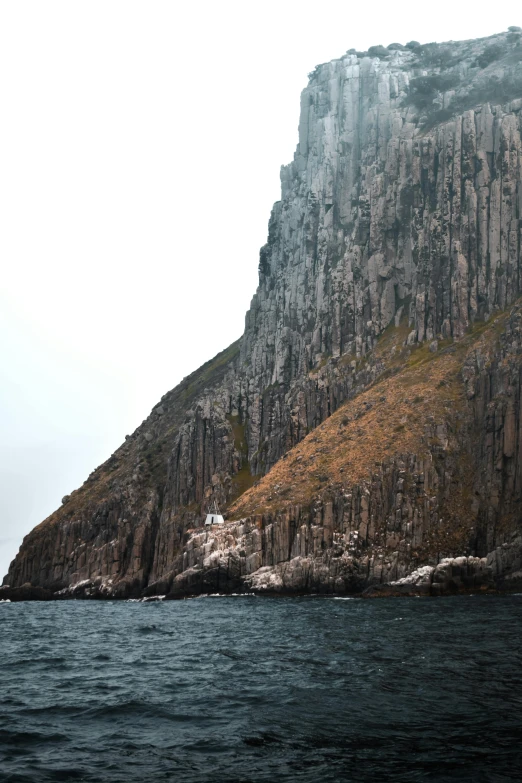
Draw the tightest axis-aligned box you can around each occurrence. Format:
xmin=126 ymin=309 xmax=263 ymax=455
xmin=362 ymin=557 xmax=495 ymax=597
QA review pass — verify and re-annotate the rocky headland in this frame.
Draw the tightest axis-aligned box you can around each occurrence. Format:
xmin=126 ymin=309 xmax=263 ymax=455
xmin=4 ymin=29 xmax=522 ymax=600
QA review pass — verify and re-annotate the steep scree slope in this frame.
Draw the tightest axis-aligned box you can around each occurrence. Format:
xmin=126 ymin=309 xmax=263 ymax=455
xmin=4 ymin=30 xmax=522 ymax=597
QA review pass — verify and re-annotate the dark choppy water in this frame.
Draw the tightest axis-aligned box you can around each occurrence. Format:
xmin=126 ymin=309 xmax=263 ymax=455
xmin=1 ymin=595 xmax=522 ymax=783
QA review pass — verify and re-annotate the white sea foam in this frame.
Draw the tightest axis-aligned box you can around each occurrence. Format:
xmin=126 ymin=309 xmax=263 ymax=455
xmin=126 ymin=595 xmax=166 ymax=603
xmin=329 ymin=596 xmax=357 ymax=600
xmin=0 ymin=599 xmax=11 ymax=603
xmin=191 ymin=593 xmax=258 ymax=599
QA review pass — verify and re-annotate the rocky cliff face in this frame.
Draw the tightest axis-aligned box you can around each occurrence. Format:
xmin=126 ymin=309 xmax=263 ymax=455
xmin=4 ymin=30 xmax=522 ymax=598
xmin=159 ymin=301 xmax=522 ymax=597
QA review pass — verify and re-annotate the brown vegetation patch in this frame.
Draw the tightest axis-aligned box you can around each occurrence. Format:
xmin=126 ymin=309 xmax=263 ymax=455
xmin=229 ymin=312 xmax=509 ymax=520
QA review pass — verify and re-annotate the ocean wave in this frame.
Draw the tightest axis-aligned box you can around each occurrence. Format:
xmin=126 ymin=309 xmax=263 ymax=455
xmin=83 ymin=700 xmax=219 ymax=724
xmin=126 ymin=595 xmax=166 ymax=602
xmin=0 ymin=728 xmax=69 ymax=746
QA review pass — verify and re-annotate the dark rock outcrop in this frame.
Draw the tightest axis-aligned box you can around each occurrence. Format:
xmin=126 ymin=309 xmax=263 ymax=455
xmin=5 ymin=30 xmax=522 ymax=598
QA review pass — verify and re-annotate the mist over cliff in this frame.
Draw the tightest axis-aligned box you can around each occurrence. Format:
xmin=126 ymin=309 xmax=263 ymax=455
xmin=4 ymin=29 xmax=522 ymax=600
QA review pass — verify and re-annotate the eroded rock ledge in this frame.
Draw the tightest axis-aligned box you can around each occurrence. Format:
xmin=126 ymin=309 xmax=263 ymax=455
xmin=153 ymin=522 xmax=522 ymax=599
xmin=2 ymin=528 xmax=519 ymax=601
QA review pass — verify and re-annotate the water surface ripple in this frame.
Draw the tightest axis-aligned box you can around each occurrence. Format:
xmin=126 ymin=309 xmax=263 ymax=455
xmin=1 ymin=595 xmax=521 ymax=782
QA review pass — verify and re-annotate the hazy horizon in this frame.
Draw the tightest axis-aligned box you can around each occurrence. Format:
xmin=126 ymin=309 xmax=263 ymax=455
xmin=1 ymin=0 xmax=520 ymax=579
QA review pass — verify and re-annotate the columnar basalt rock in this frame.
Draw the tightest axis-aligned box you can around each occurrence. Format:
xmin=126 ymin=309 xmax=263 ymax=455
xmin=4 ymin=31 xmax=522 ymax=598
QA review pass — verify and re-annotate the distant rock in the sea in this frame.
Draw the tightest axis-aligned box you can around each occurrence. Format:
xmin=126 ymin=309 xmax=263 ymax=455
xmin=0 ymin=584 xmax=53 ymax=602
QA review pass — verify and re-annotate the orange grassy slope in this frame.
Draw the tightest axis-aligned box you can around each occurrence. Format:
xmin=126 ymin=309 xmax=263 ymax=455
xmin=228 ymin=314 xmax=507 ymax=521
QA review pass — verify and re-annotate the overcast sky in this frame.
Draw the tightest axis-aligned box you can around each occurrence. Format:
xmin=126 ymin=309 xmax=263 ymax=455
xmin=1 ymin=1 xmax=519 ymax=579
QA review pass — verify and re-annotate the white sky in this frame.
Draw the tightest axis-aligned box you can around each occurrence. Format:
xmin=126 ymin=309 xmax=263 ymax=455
xmin=1 ymin=0 xmax=519 ymax=580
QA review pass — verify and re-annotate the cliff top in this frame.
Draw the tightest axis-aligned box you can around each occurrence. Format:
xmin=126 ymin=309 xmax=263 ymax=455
xmin=304 ymin=28 xmax=522 ymax=130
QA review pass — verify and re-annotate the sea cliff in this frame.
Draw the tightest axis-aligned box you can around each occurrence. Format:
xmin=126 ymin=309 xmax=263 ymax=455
xmin=4 ymin=29 xmax=522 ymax=599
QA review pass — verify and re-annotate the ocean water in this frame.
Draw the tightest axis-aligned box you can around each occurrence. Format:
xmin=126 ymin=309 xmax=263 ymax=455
xmin=1 ymin=596 xmax=522 ymax=783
